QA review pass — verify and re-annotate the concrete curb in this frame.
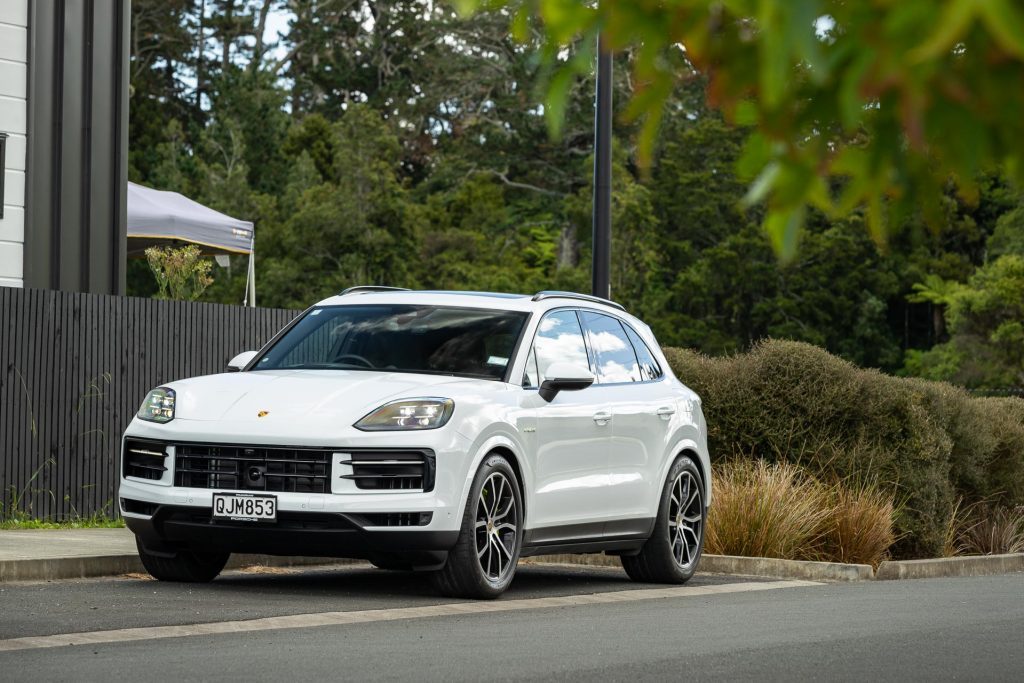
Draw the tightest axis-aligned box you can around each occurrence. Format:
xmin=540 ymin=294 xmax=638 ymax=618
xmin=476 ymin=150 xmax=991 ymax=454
xmin=0 ymin=554 xmax=362 ymax=583
xmin=876 ymin=553 xmax=1024 ymax=580
xmin=700 ymin=554 xmax=874 ymax=582
xmin=529 ymin=552 xmax=874 ymax=582
xmin=4 ymin=548 xmax=1020 ymax=584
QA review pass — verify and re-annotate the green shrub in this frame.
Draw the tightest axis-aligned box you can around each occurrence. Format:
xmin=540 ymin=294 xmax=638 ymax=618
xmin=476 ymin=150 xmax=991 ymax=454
xmin=664 ymin=340 xmax=1024 ymax=559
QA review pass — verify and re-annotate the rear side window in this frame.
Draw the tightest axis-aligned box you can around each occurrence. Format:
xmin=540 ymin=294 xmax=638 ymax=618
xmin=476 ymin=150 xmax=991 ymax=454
xmin=623 ymin=324 xmax=664 ymax=381
xmin=531 ymin=310 xmax=590 ymax=386
xmin=580 ymin=312 xmax=640 ymax=383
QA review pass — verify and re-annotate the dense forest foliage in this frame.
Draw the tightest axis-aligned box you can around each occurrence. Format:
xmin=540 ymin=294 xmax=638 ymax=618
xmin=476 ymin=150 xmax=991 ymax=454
xmin=128 ymin=0 xmax=1024 ymax=391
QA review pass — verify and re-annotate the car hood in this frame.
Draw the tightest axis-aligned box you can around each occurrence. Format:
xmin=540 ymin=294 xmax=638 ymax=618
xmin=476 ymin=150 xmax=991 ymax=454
xmin=165 ymin=369 xmax=497 ymax=423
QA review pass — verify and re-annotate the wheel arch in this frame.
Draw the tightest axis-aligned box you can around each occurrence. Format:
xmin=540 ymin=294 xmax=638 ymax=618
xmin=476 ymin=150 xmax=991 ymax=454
xmin=487 ymin=445 xmax=526 ymax=521
xmin=457 ymin=432 xmax=532 ymax=527
xmin=661 ymin=436 xmax=712 ymax=509
xmin=676 ymin=447 xmax=708 ymax=504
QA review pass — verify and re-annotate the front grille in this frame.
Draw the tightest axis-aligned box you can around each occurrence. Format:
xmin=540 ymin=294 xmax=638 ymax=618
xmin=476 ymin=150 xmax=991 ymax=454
xmin=338 ymin=451 xmax=435 ymax=491
xmin=174 ymin=444 xmax=332 ymax=494
xmin=123 ymin=439 xmax=168 ymax=480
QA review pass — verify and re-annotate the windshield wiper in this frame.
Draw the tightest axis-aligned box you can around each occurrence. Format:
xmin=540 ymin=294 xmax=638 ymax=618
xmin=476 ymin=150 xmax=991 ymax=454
xmin=280 ymin=362 xmax=373 ymax=370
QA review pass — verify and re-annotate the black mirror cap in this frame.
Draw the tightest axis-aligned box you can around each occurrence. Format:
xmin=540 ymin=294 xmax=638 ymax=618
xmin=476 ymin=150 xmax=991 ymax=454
xmin=539 ymin=377 xmax=595 ymax=402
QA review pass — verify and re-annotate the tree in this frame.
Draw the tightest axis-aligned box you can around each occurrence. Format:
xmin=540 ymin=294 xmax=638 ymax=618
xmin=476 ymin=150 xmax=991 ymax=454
xmin=904 ymin=255 xmax=1024 ymax=390
xmin=455 ymin=0 xmax=1024 ymax=259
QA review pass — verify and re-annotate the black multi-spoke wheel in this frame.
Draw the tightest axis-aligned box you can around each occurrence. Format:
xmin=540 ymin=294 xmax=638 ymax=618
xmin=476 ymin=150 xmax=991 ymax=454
xmin=622 ymin=454 xmax=706 ymax=584
xmin=433 ymin=453 xmax=523 ymax=599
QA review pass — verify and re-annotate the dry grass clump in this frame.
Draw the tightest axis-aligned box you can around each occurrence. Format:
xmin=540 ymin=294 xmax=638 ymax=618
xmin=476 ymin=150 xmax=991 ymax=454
xmin=706 ymin=459 xmax=897 ymax=567
xmin=821 ymin=483 xmax=898 ymax=566
xmin=958 ymin=505 xmax=1024 ymax=556
xmin=705 ymin=460 xmax=831 ymax=560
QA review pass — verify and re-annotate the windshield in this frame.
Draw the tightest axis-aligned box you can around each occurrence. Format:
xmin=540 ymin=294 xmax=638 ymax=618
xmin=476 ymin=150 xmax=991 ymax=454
xmin=252 ymin=305 xmax=529 ymax=381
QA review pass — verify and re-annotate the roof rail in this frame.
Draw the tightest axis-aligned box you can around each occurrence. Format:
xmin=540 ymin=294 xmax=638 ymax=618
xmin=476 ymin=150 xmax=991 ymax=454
xmin=339 ymin=285 xmax=411 ymax=296
xmin=531 ymin=290 xmax=626 ymax=311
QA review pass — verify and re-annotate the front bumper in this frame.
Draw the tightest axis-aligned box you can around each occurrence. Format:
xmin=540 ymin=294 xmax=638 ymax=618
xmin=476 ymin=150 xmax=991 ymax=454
xmin=125 ymin=503 xmax=459 ymax=561
xmin=118 ymin=421 xmax=476 ymax=562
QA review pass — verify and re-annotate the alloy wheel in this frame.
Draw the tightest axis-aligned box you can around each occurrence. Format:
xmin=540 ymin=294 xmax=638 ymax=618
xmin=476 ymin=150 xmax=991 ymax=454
xmin=475 ymin=472 xmax=518 ymax=581
xmin=668 ymin=470 xmax=703 ymax=569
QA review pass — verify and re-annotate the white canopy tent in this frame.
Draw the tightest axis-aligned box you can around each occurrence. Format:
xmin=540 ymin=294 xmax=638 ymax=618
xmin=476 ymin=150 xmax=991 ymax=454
xmin=126 ymin=181 xmax=257 ymax=306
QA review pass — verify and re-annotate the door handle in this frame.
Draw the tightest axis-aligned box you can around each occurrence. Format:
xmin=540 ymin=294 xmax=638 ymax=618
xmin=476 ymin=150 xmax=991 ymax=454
xmin=592 ymin=411 xmax=612 ymax=425
xmin=655 ymin=406 xmax=676 ymax=419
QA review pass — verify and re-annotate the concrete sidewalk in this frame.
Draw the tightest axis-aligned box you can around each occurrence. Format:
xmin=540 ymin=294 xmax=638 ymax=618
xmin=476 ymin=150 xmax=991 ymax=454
xmin=0 ymin=527 xmax=358 ymax=582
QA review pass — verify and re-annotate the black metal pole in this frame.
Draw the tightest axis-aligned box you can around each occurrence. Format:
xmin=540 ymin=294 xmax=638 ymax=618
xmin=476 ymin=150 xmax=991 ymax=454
xmin=592 ymin=34 xmax=612 ymax=300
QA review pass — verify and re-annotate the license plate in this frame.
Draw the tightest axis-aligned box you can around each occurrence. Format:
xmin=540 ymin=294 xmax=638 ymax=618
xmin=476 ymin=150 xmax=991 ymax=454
xmin=212 ymin=493 xmax=277 ymax=522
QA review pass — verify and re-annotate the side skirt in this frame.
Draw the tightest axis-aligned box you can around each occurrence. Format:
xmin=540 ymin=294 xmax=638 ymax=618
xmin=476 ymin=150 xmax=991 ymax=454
xmin=519 ymin=517 xmax=655 ymax=558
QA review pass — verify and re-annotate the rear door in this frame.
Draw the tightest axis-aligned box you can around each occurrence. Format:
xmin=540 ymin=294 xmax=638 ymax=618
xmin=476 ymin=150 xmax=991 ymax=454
xmin=579 ymin=311 xmax=672 ymax=527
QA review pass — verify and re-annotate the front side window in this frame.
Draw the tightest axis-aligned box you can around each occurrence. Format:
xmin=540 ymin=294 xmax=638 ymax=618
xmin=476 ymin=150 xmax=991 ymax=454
xmin=254 ymin=305 xmax=528 ymax=381
xmin=580 ymin=311 xmax=641 ymax=383
xmin=532 ymin=310 xmax=590 ymax=385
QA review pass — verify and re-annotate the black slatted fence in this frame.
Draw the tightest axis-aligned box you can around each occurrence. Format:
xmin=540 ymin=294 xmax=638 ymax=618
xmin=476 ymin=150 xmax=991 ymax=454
xmin=0 ymin=287 xmax=300 ymax=519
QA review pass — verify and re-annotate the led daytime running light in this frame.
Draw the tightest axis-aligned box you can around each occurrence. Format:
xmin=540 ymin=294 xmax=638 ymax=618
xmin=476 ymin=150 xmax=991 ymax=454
xmin=355 ymin=398 xmax=454 ymax=431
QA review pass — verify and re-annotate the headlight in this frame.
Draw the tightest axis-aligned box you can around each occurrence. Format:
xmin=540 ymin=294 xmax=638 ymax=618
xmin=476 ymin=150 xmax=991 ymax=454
xmin=138 ymin=387 xmax=176 ymax=423
xmin=355 ymin=398 xmax=454 ymax=431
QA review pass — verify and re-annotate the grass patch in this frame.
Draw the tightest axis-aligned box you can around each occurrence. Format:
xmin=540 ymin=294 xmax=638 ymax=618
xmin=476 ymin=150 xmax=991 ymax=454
xmin=0 ymin=512 xmax=124 ymax=530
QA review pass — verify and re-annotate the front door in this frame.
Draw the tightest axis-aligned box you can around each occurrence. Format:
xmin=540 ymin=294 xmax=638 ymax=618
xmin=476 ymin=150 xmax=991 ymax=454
xmin=525 ymin=309 xmax=610 ymax=539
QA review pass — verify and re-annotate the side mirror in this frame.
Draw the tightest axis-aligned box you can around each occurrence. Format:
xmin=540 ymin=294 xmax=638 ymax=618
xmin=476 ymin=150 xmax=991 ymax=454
xmin=227 ymin=350 xmax=258 ymax=372
xmin=539 ymin=362 xmax=595 ymax=402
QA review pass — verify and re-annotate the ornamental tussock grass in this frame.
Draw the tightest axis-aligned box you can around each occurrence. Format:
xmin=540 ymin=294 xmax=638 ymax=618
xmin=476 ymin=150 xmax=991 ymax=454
xmin=705 ymin=460 xmax=897 ymax=566
xmin=821 ymin=482 xmax=898 ymax=567
xmin=959 ymin=505 xmax=1024 ymax=556
xmin=705 ymin=460 xmax=832 ymax=561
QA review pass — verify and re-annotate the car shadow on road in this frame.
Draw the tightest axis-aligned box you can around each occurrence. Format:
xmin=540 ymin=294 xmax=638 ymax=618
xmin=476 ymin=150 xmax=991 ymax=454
xmin=176 ymin=561 xmax=745 ymax=605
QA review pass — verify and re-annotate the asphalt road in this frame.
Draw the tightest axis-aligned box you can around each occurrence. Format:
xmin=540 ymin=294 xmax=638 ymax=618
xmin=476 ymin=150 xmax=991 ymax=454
xmin=1 ymin=563 xmax=1021 ymax=681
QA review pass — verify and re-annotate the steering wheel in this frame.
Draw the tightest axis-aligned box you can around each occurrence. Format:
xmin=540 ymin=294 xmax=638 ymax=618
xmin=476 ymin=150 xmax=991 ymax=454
xmin=334 ymin=354 xmax=375 ymax=369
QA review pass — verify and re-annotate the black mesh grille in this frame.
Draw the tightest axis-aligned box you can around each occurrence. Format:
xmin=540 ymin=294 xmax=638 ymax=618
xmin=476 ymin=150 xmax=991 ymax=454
xmin=174 ymin=444 xmax=332 ymax=494
xmin=123 ymin=439 xmax=168 ymax=480
xmin=338 ymin=451 xmax=435 ymax=491
xmin=359 ymin=512 xmax=433 ymax=527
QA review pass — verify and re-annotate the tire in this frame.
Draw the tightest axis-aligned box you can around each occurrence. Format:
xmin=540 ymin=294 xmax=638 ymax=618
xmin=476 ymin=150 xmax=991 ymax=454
xmin=433 ymin=453 xmax=524 ymax=599
xmin=135 ymin=537 xmax=229 ymax=583
xmin=622 ymin=454 xmax=706 ymax=584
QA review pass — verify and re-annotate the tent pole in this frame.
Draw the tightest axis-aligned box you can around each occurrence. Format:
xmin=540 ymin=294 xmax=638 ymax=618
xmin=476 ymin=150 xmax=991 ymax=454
xmin=245 ymin=234 xmax=256 ymax=308
xmin=246 ymin=254 xmax=256 ymax=308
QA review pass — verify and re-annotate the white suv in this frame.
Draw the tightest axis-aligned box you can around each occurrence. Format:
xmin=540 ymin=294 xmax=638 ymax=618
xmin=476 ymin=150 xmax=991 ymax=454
xmin=120 ymin=288 xmax=710 ymax=598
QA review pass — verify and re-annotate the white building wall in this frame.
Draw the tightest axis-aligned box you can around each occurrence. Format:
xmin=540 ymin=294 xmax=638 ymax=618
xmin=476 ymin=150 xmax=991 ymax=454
xmin=0 ymin=0 xmax=28 ymax=288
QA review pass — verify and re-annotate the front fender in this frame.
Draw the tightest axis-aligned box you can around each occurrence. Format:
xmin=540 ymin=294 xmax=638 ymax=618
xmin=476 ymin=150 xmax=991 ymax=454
xmin=453 ymin=427 xmax=533 ymax=527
